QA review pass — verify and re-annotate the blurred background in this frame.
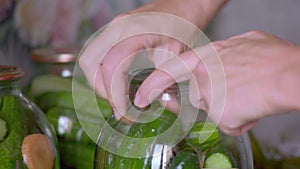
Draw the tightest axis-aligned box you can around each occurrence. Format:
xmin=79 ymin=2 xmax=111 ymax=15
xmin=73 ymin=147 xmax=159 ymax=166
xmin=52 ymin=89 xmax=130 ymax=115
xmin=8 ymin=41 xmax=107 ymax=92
xmin=0 ymin=0 xmax=150 ymax=85
xmin=1 ymin=0 xmax=300 ymax=168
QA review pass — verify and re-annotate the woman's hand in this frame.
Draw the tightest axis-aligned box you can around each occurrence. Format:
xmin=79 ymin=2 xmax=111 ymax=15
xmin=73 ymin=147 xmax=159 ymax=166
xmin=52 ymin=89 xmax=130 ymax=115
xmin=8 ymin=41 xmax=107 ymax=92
xmin=135 ymin=31 xmax=300 ymax=135
xmin=79 ymin=0 xmax=227 ymax=119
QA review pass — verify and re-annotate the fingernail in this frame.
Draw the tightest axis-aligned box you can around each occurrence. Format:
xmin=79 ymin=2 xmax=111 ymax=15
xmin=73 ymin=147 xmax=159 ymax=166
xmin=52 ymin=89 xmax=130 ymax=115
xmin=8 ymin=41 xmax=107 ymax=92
xmin=134 ymin=93 xmax=147 ymax=108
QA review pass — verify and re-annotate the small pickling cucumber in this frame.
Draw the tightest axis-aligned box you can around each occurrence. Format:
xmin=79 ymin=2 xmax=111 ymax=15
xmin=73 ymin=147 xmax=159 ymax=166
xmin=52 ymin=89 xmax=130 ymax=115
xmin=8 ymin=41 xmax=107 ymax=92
xmin=0 ymin=118 xmax=7 ymax=141
xmin=36 ymin=91 xmax=112 ymax=119
xmin=204 ymin=153 xmax=233 ymax=168
xmin=46 ymin=106 xmax=94 ymax=144
xmin=60 ymin=141 xmax=95 ymax=169
xmin=27 ymin=74 xmax=90 ymax=98
xmin=184 ymin=122 xmax=221 ymax=151
xmin=168 ymin=150 xmax=200 ymax=169
xmin=99 ymin=110 xmax=182 ymax=169
xmin=204 ymin=144 xmax=233 ymax=168
xmin=0 ymin=95 xmax=28 ymax=168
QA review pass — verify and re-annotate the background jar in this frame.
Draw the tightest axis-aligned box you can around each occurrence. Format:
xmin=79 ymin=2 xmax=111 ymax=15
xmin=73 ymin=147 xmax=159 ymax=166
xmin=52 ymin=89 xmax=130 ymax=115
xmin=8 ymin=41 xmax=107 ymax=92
xmin=30 ymin=46 xmax=80 ymax=78
xmin=0 ymin=65 xmax=60 ymax=169
xmin=27 ymin=46 xmax=112 ymax=169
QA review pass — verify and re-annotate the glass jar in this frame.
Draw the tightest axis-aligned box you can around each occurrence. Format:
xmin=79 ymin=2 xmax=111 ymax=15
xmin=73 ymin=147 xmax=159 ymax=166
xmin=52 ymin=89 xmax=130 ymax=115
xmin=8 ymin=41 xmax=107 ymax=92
xmin=94 ymin=68 xmax=254 ymax=169
xmin=26 ymin=46 xmax=81 ymax=99
xmin=30 ymin=46 xmax=80 ymax=78
xmin=28 ymin=46 xmax=110 ymax=169
xmin=0 ymin=65 xmax=60 ymax=169
xmin=250 ymin=113 xmax=300 ymax=168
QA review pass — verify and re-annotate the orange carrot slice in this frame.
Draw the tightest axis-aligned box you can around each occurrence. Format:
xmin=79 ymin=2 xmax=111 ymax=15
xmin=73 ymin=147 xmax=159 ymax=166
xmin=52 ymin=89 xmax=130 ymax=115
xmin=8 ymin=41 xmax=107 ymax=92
xmin=22 ymin=134 xmax=54 ymax=169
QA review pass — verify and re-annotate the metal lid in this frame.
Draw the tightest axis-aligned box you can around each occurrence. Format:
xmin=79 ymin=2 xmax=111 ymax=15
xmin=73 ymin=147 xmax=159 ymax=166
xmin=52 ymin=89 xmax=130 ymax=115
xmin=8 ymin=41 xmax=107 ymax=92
xmin=0 ymin=65 xmax=24 ymax=81
xmin=128 ymin=68 xmax=179 ymax=110
xmin=128 ymin=68 xmax=155 ymax=86
xmin=128 ymin=68 xmax=178 ymax=92
xmin=30 ymin=46 xmax=80 ymax=63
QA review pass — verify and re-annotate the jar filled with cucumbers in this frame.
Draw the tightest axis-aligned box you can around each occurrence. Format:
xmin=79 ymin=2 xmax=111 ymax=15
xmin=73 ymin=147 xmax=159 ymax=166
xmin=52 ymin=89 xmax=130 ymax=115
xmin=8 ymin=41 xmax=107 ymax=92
xmin=95 ymin=68 xmax=254 ymax=169
xmin=26 ymin=46 xmax=113 ymax=169
xmin=0 ymin=65 xmax=60 ymax=169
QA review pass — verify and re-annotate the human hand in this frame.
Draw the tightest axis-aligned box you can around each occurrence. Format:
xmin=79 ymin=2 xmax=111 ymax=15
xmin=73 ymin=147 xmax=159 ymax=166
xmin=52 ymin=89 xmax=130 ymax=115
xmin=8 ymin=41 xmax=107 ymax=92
xmin=134 ymin=31 xmax=300 ymax=135
xmin=79 ymin=0 xmax=227 ymax=120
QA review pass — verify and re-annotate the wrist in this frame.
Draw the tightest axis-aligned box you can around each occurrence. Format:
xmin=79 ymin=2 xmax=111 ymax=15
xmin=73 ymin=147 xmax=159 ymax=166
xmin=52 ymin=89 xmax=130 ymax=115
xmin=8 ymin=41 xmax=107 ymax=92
xmin=193 ymin=0 xmax=228 ymax=28
xmin=179 ymin=0 xmax=228 ymax=29
xmin=132 ymin=0 xmax=228 ymax=29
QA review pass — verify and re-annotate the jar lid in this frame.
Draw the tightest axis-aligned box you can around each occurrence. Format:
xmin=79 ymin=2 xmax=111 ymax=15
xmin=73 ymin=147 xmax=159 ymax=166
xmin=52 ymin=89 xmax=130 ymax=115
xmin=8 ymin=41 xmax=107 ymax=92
xmin=0 ymin=65 xmax=24 ymax=81
xmin=128 ymin=68 xmax=178 ymax=92
xmin=30 ymin=46 xmax=80 ymax=63
xmin=128 ymin=68 xmax=179 ymax=110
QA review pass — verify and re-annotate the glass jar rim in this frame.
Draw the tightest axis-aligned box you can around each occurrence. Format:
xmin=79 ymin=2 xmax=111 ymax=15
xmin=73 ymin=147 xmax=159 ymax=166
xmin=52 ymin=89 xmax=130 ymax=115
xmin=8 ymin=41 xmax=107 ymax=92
xmin=0 ymin=65 xmax=24 ymax=81
xmin=30 ymin=46 xmax=80 ymax=63
xmin=128 ymin=68 xmax=179 ymax=91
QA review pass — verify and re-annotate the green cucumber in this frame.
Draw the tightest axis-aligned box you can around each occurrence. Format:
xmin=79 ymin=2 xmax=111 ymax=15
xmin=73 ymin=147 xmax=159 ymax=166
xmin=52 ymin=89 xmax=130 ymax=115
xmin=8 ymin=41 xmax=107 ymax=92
xmin=204 ymin=144 xmax=233 ymax=168
xmin=184 ymin=122 xmax=221 ymax=151
xmin=46 ymin=107 xmax=94 ymax=144
xmin=0 ymin=118 xmax=7 ymax=141
xmin=60 ymin=141 xmax=95 ymax=169
xmin=168 ymin=150 xmax=199 ymax=169
xmin=36 ymin=91 xmax=74 ymax=111
xmin=0 ymin=95 xmax=28 ymax=168
xmin=118 ymin=110 xmax=181 ymax=156
xmin=36 ymin=91 xmax=112 ymax=119
xmin=28 ymin=74 xmax=90 ymax=98
xmin=100 ymin=110 xmax=182 ymax=169
xmin=204 ymin=153 xmax=233 ymax=168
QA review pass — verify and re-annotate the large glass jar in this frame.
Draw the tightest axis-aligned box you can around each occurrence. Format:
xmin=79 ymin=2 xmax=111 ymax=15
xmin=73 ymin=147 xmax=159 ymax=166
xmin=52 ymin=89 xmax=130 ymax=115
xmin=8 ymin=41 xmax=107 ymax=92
xmin=0 ymin=65 xmax=60 ymax=169
xmin=27 ymin=46 xmax=111 ymax=169
xmin=27 ymin=46 xmax=80 ymax=99
xmin=94 ymin=68 xmax=253 ymax=169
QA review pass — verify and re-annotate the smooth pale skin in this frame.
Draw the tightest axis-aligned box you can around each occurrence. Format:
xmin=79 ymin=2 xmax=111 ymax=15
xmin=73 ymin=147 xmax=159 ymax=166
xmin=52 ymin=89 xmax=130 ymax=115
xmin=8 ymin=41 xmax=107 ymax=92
xmin=79 ymin=0 xmax=300 ymax=135
xmin=135 ymin=31 xmax=300 ymax=135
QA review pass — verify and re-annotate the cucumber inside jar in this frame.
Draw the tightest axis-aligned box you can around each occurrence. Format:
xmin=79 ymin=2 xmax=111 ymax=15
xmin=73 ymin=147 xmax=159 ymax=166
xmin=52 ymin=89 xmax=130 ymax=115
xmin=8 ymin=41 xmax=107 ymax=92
xmin=94 ymin=68 xmax=253 ymax=169
xmin=95 ymin=114 xmax=245 ymax=169
xmin=0 ymin=94 xmax=59 ymax=169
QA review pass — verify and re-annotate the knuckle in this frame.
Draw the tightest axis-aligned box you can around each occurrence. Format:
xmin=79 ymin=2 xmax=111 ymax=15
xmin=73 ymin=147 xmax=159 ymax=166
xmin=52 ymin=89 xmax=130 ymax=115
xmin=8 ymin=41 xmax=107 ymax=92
xmin=219 ymin=126 xmax=241 ymax=136
xmin=78 ymin=53 xmax=89 ymax=68
xmin=244 ymin=30 xmax=267 ymax=37
xmin=194 ymin=62 xmax=207 ymax=78
xmin=217 ymin=118 xmax=242 ymax=136
xmin=211 ymin=40 xmax=226 ymax=51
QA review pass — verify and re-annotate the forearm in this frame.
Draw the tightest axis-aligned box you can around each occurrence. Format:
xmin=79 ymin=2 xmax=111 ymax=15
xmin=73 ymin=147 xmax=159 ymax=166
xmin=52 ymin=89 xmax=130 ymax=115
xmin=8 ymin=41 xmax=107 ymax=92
xmin=164 ymin=0 xmax=229 ymax=29
xmin=129 ymin=0 xmax=228 ymax=29
xmin=192 ymin=0 xmax=228 ymax=28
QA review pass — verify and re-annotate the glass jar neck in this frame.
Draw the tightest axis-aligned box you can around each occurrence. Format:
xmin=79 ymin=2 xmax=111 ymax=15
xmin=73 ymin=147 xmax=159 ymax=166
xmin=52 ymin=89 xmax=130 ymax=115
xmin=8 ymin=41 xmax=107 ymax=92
xmin=0 ymin=80 xmax=20 ymax=96
xmin=33 ymin=62 xmax=74 ymax=78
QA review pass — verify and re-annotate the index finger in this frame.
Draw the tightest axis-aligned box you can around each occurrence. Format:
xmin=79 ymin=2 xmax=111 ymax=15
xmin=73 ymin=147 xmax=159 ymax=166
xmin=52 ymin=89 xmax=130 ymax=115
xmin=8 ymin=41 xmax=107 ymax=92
xmin=134 ymin=50 xmax=199 ymax=108
xmin=135 ymin=43 xmax=226 ymax=128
